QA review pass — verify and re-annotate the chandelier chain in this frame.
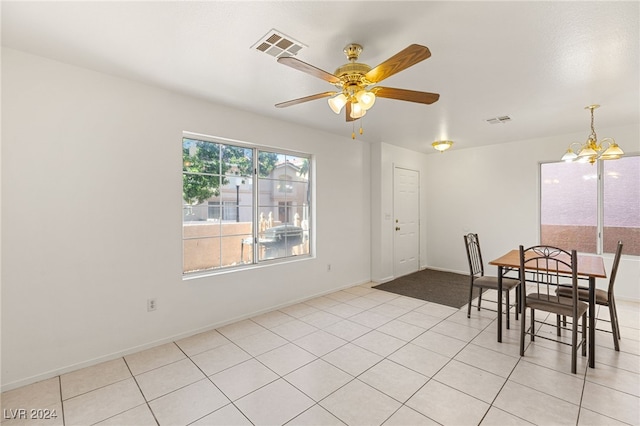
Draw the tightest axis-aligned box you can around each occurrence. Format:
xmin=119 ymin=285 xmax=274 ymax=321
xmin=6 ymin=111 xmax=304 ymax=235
xmin=589 ymin=106 xmax=597 ymax=142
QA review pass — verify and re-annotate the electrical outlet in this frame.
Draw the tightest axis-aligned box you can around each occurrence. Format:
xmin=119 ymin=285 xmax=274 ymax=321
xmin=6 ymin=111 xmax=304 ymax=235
xmin=147 ymin=298 xmax=157 ymax=312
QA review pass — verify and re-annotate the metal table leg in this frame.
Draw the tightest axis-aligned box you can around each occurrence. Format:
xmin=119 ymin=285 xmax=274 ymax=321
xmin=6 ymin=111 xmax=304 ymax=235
xmin=497 ymin=265 xmax=503 ymax=342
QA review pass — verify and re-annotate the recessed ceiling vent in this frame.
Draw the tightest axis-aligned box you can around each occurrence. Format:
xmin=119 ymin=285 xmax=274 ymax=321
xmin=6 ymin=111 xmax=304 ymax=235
xmin=485 ymin=115 xmax=512 ymax=124
xmin=252 ymin=29 xmax=306 ymax=58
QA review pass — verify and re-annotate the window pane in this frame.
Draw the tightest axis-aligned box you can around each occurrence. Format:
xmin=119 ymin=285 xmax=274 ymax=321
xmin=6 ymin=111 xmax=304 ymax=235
xmin=259 ymin=224 xmax=305 ymax=261
xmin=183 ymin=233 xmax=254 ymax=272
xmin=220 ymin=178 xmax=253 ymax=222
xmin=183 ymin=235 xmax=221 ymax=273
xmin=540 ymin=162 xmax=597 ymax=252
xmin=258 ymin=150 xmax=279 ymax=178
xmin=222 ymin=145 xmax=253 ymax=178
xmin=604 ymin=156 xmax=640 ymax=255
xmin=283 ymin=154 xmax=309 ymax=182
xmin=257 ymin=150 xmax=310 ymax=262
xmin=183 ymin=138 xmax=223 ymax=174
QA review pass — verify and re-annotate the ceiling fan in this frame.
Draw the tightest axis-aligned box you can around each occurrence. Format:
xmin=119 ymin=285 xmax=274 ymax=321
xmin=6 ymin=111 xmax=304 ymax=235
xmin=275 ymin=43 xmax=440 ymax=123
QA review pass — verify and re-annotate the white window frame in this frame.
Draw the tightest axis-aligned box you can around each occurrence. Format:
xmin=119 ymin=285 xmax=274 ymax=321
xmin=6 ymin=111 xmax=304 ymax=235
xmin=182 ymin=132 xmax=314 ymax=278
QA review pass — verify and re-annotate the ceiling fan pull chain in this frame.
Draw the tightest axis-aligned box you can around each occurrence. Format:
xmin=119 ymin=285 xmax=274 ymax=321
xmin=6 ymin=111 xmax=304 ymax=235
xmin=359 ymin=117 xmax=364 ymax=135
xmin=352 ymin=120 xmax=356 ymax=139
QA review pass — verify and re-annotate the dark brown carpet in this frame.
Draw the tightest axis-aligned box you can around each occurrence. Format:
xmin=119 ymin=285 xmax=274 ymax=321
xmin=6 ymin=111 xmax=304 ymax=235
xmin=373 ymin=268 xmax=470 ymax=308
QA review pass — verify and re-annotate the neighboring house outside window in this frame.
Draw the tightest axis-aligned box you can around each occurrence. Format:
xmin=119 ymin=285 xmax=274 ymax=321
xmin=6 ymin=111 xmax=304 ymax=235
xmin=278 ymin=175 xmax=293 ymax=193
xmin=540 ymin=155 xmax=639 ymax=255
xmin=183 ymin=135 xmax=311 ymax=275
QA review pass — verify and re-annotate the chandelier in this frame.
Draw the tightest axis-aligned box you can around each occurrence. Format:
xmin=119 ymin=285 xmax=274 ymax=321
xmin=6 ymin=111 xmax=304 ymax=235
xmin=561 ymin=105 xmax=624 ymax=164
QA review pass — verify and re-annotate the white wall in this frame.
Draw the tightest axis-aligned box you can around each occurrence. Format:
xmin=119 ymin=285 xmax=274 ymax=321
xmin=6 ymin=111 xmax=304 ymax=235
xmin=422 ymin=127 xmax=640 ymax=300
xmin=1 ymin=49 xmax=372 ymax=390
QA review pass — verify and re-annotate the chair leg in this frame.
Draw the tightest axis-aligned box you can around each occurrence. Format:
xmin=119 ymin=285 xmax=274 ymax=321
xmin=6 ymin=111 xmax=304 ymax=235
xmin=467 ymin=283 xmax=474 ymax=319
xmin=515 ymin=285 xmax=519 ymax=320
xmin=520 ymin=307 xmax=526 ymax=356
xmin=556 ymin=314 xmax=561 ymax=336
xmin=505 ymin=289 xmax=510 ymax=329
xmin=531 ymin=309 xmax=535 ymax=342
xmin=609 ymin=301 xmax=620 ymax=351
xmin=477 ymin=288 xmax=483 ymax=311
xmin=581 ymin=313 xmax=587 ymax=357
xmin=610 ymin=297 xmax=622 ymax=339
xmin=571 ymin=313 xmax=578 ymax=374
xmin=615 ymin=302 xmax=622 ymax=340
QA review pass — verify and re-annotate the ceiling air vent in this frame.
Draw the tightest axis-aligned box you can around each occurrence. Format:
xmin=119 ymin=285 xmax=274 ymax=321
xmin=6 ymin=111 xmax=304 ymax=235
xmin=485 ymin=116 xmax=512 ymax=124
xmin=252 ymin=29 xmax=306 ymax=58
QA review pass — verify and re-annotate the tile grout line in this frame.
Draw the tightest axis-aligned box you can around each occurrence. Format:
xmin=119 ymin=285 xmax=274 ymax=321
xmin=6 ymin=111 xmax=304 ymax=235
xmin=57 ymin=376 xmax=66 ymax=426
xmin=121 ymin=355 xmax=160 ymax=426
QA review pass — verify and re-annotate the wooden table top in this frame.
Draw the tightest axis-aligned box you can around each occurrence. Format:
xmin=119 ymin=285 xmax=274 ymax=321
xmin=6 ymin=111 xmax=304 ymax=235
xmin=489 ymin=249 xmax=607 ymax=279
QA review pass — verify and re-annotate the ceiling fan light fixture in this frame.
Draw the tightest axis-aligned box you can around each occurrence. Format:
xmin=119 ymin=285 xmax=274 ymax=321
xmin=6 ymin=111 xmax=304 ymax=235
xmin=350 ymin=102 xmax=366 ymax=119
xmin=328 ymin=94 xmax=347 ymax=114
xmin=355 ymin=90 xmax=376 ymax=110
xmin=432 ymin=140 xmax=453 ymax=152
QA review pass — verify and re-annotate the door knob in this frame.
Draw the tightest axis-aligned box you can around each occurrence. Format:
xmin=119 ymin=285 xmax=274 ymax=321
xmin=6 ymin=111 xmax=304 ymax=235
xmin=395 ymin=227 xmax=400 ymax=231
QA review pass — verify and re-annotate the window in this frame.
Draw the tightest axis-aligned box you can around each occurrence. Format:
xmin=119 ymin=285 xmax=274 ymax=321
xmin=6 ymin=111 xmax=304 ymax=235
xmin=603 ymin=157 xmax=640 ymax=254
xmin=540 ymin=155 xmax=639 ymax=255
xmin=540 ymin=161 xmax=597 ymax=253
xmin=183 ymin=135 xmax=311 ymax=275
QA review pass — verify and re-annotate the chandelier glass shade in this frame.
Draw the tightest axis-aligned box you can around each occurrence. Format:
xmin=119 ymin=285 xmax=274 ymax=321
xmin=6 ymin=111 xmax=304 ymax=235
xmin=432 ymin=140 xmax=454 ymax=152
xmin=561 ymin=105 xmax=624 ymax=164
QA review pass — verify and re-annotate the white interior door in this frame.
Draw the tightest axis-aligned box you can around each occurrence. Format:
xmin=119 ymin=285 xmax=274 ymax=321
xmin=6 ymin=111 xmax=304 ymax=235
xmin=393 ymin=167 xmax=420 ymax=277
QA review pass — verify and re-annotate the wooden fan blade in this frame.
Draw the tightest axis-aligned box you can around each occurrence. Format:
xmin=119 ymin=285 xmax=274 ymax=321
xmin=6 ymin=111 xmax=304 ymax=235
xmin=372 ymin=87 xmax=440 ymax=104
xmin=275 ymin=92 xmax=336 ymax=108
xmin=345 ymin=102 xmax=357 ymax=122
xmin=277 ymin=56 xmax=341 ymax=84
xmin=364 ymin=44 xmax=431 ymax=83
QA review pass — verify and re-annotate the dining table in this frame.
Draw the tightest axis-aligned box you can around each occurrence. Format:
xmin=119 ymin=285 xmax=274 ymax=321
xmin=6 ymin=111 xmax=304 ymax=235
xmin=489 ymin=249 xmax=607 ymax=368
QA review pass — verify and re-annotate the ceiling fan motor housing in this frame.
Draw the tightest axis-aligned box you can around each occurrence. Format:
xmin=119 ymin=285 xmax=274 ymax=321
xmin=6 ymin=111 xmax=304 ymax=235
xmin=334 ymin=63 xmax=372 ymax=86
xmin=334 ymin=44 xmax=374 ymax=90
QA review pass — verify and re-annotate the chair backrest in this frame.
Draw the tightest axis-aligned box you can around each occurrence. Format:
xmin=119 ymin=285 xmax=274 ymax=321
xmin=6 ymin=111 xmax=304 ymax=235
xmin=608 ymin=241 xmax=624 ymax=298
xmin=464 ymin=233 xmax=484 ymax=277
xmin=519 ymin=245 xmax=579 ymax=316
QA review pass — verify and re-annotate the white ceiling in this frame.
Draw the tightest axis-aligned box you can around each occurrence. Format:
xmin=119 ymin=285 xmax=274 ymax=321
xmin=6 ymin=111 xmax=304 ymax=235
xmin=2 ymin=1 xmax=639 ymax=154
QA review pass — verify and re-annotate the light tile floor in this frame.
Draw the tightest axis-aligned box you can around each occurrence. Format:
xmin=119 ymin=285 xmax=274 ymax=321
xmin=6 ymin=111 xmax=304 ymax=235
xmin=2 ymin=284 xmax=639 ymax=425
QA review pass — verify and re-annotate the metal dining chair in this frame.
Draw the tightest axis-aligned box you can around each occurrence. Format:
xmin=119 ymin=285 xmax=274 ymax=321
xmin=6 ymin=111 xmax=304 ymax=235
xmin=464 ymin=233 xmax=519 ymax=326
xmin=557 ymin=241 xmax=623 ymax=351
xmin=519 ymin=245 xmax=588 ymax=374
